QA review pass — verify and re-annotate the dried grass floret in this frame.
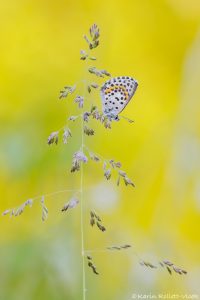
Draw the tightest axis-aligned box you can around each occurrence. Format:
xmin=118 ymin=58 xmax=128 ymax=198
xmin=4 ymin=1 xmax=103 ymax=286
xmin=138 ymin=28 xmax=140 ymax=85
xmin=59 ymin=85 xmax=76 ymax=99
xmin=139 ymin=261 xmax=157 ymax=269
xmin=162 ymin=260 xmax=187 ymax=275
xmin=89 ymin=152 xmax=100 ymax=162
xmin=80 ymin=51 xmax=96 ymax=61
xmin=104 ymin=169 xmax=111 ymax=180
xmin=47 ymin=131 xmax=59 ymax=145
xmin=63 ymin=128 xmax=72 ymax=144
xmin=88 ymin=67 xmax=111 ymax=78
xmin=90 ymin=210 xmax=106 ymax=232
xmin=107 ymin=244 xmax=132 ymax=251
xmin=41 ymin=196 xmax=48 ymax=222
xmin=90 ymin=83 xmax=98 ymax=89
xmin=61 ymin=198 xmax=79 ymax=212
xmin=84 ymin=126 xmax=95 ymax=136
xmin=71 ymin=150 xmax=88 ymax=172
xmin=83 ymin=112 xmax=91 ymax=122
xmin=24 ymin=199 xmax=33 ymax=207
xmin=84 ymin=24 xmax=100 ymax=50
xmin=96 ymin=222 xmax=106 ymax=232
xmin=68 ymin=116 xmax=79 ymax=122
xmin=117 ymin=170 xmax=135 ymax=187
xmin=86 ymin=255 xmax=99 ymax=275
xmin=87 ymin=83 xmax=99 ymax=93
xmin=74 ymin=96 xmax=84 ymax=108
xmin=109 ymin=160 xmax=122 ymax=169
xmin=14 ymin=204 xmax=25 ymax=216
xmin=2 ymin=209 xmax=11 ymax=216
xmin=2 ymin=198 xmax=33 ymax=218
xmin=80 ymin=50 xmax=88 ymax=60
xmin=89 ymin=24 xmax=100 ymax=41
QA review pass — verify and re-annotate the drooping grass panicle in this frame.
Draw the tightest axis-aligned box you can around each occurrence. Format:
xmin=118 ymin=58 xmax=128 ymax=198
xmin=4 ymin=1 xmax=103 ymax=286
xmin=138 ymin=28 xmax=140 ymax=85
xmin=2 ymin=24 xmax=188 ymax=300
xmin=2 ymin=189 xmax=80 ymax=219
xmin=139 ymin=258 xmax=188 ymax=275
xmin=83 ymin=145 xmax=135 ymax=187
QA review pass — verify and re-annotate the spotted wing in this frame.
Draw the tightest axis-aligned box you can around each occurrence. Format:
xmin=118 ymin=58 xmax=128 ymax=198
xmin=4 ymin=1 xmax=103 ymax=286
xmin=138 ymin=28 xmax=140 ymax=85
xmin=100 ymin=76 xmax=138 ymax=117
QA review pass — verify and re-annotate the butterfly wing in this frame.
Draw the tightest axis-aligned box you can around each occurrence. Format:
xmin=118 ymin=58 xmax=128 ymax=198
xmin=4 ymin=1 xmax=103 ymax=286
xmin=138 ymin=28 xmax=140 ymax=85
xmin=100 ymin=76 xmax=138 ymax=118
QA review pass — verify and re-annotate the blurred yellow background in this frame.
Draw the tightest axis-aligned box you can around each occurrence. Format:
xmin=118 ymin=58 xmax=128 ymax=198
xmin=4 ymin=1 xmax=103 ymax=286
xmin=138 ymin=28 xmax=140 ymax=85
xmin=1 ymin=0 xmax=200 ymax=299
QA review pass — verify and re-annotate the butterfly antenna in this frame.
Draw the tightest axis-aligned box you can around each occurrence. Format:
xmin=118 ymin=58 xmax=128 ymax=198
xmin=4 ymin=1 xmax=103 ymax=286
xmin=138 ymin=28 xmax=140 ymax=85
xmin=120 ymin=115 xmax=134 ymax=123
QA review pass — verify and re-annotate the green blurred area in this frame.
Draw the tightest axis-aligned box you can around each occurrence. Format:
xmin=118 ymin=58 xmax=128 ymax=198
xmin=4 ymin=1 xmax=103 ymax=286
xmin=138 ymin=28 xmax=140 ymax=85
xmin=1 ymin=0 xmax=200 ymax=299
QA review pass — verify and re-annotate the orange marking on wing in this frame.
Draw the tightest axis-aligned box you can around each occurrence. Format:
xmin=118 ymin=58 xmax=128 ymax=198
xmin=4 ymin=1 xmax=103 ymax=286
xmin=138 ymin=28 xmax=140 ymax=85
xmin=124 ymin=92 xmax=129 ymax=100
xmin=104 ymin=84 xmax=128 ymax=96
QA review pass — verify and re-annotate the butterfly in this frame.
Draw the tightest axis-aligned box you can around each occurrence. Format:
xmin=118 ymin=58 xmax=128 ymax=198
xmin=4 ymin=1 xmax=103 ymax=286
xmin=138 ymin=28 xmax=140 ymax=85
xmin=100 ymin=76 xmax=138 ymax=121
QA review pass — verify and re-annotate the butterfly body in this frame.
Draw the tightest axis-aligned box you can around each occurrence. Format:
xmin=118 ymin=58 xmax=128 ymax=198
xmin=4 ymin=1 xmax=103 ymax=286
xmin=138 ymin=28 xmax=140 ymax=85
xmin=100 ymin=76 xmax=138 ymax=120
